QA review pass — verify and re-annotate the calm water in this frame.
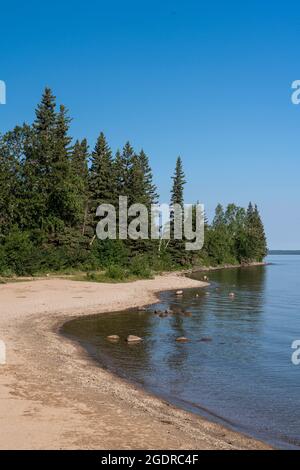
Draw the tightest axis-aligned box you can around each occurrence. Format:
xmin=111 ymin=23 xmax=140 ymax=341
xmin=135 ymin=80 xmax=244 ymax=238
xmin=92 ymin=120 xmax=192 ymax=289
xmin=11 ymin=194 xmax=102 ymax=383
xmin=62 ymin=255 xmax=300 ymax=449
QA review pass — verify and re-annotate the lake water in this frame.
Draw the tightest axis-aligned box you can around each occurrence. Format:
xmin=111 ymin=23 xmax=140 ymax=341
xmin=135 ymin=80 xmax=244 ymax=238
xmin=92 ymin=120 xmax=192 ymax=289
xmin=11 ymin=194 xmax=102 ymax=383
xmin=62 ymin=255 xmax=300 ymax=449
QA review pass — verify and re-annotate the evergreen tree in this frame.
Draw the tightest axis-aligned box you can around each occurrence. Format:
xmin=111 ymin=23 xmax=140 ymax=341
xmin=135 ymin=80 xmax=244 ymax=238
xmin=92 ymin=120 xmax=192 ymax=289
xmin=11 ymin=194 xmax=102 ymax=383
xmin=71 ymin=139 xmax=89 ymax=234
xmin=138 ymin=149 xmax=159 ymax=205
xmin=89 ymin=132 xmax=116 ymax=210
xmin=71 ymin=139 xmax=89 ymax=184
xmin=253 ymin=204 xmax=268 ymax=261
xmin=0 ymin=127 xmax=27 ymax=234
xmin=169 ymin=156 xmax=187 ymax=265
xmin=47 ymin=104 xmax=80 ymax=228
xmin=170 ymin=156 xmax=186 ymax=207
xmin=114 ymin=141 xmax=134 ymax=200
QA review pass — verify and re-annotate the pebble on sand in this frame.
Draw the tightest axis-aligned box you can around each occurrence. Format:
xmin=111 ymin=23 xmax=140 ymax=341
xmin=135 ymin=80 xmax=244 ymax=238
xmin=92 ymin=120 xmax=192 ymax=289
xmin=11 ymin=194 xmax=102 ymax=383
xmin=126 ymin=335 xmax=143 ymax=343
xmin=107 ymin=335 xmax=120 ymax=341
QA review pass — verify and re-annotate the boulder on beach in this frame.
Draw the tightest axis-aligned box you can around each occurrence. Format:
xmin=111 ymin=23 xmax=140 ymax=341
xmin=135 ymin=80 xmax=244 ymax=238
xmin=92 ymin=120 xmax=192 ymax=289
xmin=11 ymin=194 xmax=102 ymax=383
xmin=107 ymin=335 xmax=120 ymax=341
xmin=176 ymin=336 xmax=189 ymax=342
xmin=126 ymin=335 xmax=142 ymax=343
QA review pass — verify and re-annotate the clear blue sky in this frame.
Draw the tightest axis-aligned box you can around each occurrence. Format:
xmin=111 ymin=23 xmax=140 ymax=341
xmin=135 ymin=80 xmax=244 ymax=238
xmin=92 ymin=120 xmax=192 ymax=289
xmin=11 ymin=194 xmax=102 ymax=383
xmin=0 ymin=0 xmax=299 ymax=249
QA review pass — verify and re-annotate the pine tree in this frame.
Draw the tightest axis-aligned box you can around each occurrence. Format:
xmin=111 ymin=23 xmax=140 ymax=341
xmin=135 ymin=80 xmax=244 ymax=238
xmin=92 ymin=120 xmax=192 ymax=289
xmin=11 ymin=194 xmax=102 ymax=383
xmin=71 ymin=139 xmax=89 ymax=234
xmin=89 ymin=132 xmax=116 ymax=209
xmin=88 ymin=132 xmax=117 ymax=245
xmin=138 ymin=149 xmax=159 ymax=205
xmin=23 ymin=88 xmax=58 ymax=229
xmin=252 ymin=204 xmax=268 ymax=261
xmin=114 ymin=141 xmax=134 ymax=200
xmin=47 ymin=104 xmax=80 ymax=228
xmin=170 ymin=156 xmax=186 ymax=207
xmin=169 ymin=156 xmax=187 ymax=265
xmin=71 ymin=139 xmax=89 ymax=183
xmin=32 ymin=87 xmax=57 ymax=172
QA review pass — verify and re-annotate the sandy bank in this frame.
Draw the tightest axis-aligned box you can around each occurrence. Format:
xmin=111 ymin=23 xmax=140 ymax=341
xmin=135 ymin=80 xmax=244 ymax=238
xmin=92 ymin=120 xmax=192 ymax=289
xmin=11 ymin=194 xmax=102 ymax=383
xmin=0 ymin=274 xmax=270 ymax=450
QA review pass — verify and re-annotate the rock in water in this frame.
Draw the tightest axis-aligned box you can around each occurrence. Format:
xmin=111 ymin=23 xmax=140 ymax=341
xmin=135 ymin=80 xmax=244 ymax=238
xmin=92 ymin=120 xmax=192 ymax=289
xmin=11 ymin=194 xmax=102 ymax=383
xmin=200 ymin=337 xmax=212 ymax=342
xmin=176 ymin=290 xmax=183 ymax=295
xmin=176 ymin=336 xmax=189 ymax=342
xmin=184 ymin=311 xmax=192 ymax=317
xmin=107 ymin=335 xmax=120 ymax=341
xmin=126 ymin=335 xmax=142 ymax=343
xmin=229 ymin=292 xmax=235 ymax=298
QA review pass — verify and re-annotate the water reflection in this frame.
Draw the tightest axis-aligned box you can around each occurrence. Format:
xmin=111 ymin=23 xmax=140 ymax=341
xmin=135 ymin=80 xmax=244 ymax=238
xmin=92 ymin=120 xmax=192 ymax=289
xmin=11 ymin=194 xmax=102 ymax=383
xmin=62 ymin=258 xmax=300 ymax=449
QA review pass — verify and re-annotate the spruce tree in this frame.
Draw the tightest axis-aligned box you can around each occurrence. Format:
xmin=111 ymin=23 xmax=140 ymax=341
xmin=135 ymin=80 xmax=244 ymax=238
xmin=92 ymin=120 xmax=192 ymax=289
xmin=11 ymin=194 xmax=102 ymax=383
xmin=252 ymin=204 xmax=268 ymax=261
xmin=71 ymin=139 xmax=89 ymax=184
xmin=138 ymin=149 xmax=159 ymax=205
xmin=71 ymin=139 xmax=89 ymax=234
xmin=169 ymin=156 xmax=187 ymax=265
xmin=114 ymin=141 xmax=134 ymax=200
xmin=170 ymin=156 xmax=186 ymax=207
xmin=89 ymin=132 xmax=116 ymax=209
xmin=47 ymin=104 xmax=79 ymax=227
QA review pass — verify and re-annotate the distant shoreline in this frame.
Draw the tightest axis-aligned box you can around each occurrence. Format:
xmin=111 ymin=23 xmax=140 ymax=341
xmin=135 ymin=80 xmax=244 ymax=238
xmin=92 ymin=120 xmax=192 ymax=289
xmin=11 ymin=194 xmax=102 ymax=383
xmin=268 ymin=250 xmax=300 ymax=255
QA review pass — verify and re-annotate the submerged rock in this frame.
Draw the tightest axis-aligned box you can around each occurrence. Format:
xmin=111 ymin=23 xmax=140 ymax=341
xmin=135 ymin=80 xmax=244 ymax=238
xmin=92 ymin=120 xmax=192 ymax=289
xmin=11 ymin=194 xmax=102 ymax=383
xmin=126 ymin=335 xmax=142 ymax=343
xmin=159 ymin=312 xmax=168 ymax=317
xmin=176 ymin=336 xmax=189 ymax=342
xmin=107 ymin=335 xmax=120 ymax=341
xmin=184 ymin=311 xmax=192 ymax=317
xmin=200 ymin=337 xmax=212 ymax=342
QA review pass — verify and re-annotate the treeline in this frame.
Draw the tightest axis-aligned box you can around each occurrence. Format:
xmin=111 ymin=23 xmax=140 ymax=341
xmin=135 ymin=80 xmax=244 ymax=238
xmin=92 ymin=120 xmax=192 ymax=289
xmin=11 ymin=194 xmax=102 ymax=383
xmin=0 ymin=88 xmax=267 ymax=277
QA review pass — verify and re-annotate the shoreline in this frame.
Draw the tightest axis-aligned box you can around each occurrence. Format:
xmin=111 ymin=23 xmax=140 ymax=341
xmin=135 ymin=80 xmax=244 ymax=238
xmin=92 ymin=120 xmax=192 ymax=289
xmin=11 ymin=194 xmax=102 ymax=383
xmin=0 ymin=273 xmax=271 ymax=450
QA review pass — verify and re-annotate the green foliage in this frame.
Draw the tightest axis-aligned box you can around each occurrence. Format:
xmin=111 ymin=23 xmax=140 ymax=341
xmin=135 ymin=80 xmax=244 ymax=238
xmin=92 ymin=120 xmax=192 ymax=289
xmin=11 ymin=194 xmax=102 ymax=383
xmin=128 ymin=255 xmax=152 ymax=278
xmin=1 ymin=228 xmax=34 ymax=275
xmin=105 ymin=265 xmax=127 ymax=280
xmin=0 ymin=87 xmax=267 ymax=279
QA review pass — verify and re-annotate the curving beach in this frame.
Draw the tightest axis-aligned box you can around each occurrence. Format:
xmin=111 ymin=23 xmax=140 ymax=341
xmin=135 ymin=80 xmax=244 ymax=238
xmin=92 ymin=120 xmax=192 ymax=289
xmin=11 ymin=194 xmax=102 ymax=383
xmin=0 ymin=274 xmax=270 ymax=450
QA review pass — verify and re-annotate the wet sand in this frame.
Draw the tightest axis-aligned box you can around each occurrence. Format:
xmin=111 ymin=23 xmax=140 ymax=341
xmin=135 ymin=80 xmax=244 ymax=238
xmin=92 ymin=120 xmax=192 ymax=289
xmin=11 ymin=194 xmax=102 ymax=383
xmin=0 ymin=274 xmax=271 ymax=449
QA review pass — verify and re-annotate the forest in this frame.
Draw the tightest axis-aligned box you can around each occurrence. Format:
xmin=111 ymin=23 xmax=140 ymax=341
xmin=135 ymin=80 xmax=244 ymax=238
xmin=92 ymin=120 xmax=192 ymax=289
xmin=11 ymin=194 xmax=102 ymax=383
xmin=0 ymin=88 xmax=267 ymax=279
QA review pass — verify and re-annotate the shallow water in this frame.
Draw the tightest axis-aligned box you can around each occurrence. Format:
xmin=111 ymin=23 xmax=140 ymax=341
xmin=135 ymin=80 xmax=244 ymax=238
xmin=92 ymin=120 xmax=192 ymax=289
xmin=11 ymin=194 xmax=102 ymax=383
xmin=62 ymin=255 xmax=300 ymax=449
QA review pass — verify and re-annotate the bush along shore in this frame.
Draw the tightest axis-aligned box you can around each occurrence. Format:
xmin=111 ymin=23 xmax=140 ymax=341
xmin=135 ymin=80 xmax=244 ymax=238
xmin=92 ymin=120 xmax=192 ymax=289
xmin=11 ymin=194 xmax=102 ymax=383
xmin=0 ymin=88 xmax=267 ymax=280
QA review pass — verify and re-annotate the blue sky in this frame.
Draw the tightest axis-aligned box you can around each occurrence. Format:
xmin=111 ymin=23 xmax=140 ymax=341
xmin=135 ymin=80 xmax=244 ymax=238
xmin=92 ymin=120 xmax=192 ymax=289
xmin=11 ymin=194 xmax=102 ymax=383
xmin=0 ymin=0 xmax=299 ymax=249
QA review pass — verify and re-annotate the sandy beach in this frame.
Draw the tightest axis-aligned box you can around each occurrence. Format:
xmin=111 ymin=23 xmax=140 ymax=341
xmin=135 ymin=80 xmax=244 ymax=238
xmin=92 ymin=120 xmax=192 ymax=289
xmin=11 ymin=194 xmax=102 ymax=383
xmin=0 ymin=274 xmax=270 ymax=450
